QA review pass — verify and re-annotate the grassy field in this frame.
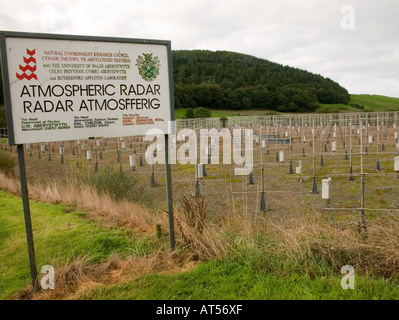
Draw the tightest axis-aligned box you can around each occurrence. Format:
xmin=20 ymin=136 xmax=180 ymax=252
xmin=0 ymin=190 xmax=156 ymax=299
xmin=349 ymin=94 xmax=399 ymax=111
xmin=173 ymin=94 xmax=399 ymax=118
xmin=318 ymin=95 xmax=399 ymax=113
xmin=79 ymin=255 xmax=399 ymax=300
xmin=2 ymin=190 xmax=399 ymax=300
xmin=2 ymin=119 xmax=399 ymax=300
xmin=317 ymin=104 xmax=359 ymax=113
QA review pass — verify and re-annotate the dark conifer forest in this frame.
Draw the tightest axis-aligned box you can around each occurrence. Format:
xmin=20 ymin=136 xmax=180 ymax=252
xmin=172 ymin=50 xmax=349 ymax=112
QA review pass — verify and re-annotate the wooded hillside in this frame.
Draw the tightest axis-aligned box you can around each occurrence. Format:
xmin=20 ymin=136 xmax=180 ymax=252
xmin=173 ymin=50 xmax=349 ymax=112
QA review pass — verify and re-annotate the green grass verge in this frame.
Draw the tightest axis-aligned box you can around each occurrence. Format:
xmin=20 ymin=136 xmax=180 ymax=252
xmin=0 ymin=191 xmax=154 ymax=299
xmin=2 ymin=190 xmax=399 ymax=300
xmin=79 ymin=255 xmax=399 ymax=300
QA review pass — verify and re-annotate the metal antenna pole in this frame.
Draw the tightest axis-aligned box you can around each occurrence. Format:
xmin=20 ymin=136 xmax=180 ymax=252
xmin=289 ymin=118 xmax=294 ymax=174
xmin=349 ymin=116 xmax=354 ymax=180
xmin=368 ymin=113 xmax=374 ymax=154
xmin=60 ymin=141 xmax=64 ymax=165
xmin=260 ymin=123 xmax=263 ymax=165
xmin=266 ymin=118 xmax=270 ymax=154
xmin=260 ymin=166 xmax=267 ymax=212
xmin=376 ymin=113 xmax=381 ymax=171
xmin=275 ymin=120 xmax=279 ymax=162
xmin=359 ymin=119 xmax=367 ymax=234
xmin=311 ymin=118 xmax=318 ymax=193
xmin=320 ymin=119 xmax=325 ymax=166
xmin=95 ymin=146 xmax=98 ymax=173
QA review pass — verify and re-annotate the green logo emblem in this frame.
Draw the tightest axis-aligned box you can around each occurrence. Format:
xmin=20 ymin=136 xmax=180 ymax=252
xmin=136 ymin=53 xmax=161 ymax=82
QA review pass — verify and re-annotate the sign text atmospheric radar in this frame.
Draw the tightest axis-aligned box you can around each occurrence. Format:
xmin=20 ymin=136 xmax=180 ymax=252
xmin=20 ymin=83 xmax=162 ymax=113
xmin=2 ymin=34 xmax=173 ymax=144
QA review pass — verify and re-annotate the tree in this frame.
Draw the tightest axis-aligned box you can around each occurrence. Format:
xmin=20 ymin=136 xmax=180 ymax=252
xmin=194 ymin=84 xmax=211 ymax=107
xmin=193 ymin=107 xmax=211 ymax=118
xmin=277 ymin=93 xmax=289 ymax=106
xmin=287 ymin=102 xmax=299 ymax=112
xmin=184 ymin=108 xmax=195 ymax=119
xmin=292 ymin=94 xmax=306 ymax=109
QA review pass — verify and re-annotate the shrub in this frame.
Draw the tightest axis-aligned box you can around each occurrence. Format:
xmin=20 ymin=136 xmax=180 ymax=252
xmin=184 ymin=108 xmax=195 ymax=119
xmin=193 ymin=107 xmax=211 ymax=118
xmin=263 ymin=111 xmax=280 ymax=115
xmin=0 ymin=150 xmax=16 ymax=176
xmin=315 ymin=106 xmax=341 ymax=114
xmin=86 ymin=164 xmax=152 ymax=206
xmin=350 ymin=103 xmax=365 ymax=110
xmin=220 ymin=117 xmax=228 ymax=127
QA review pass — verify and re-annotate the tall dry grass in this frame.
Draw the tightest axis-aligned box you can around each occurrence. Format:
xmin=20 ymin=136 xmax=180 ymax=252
xmin=233 ymin=195 xmax=399 ymax=278
xmin=3 ymin=167 xmax=399 ymax=299
xmin=173 ymin=195 xmax=232 ymax=260
xmin=12 ymin=250 xmax=197 ymax=300
xmin=4 ymin=167 xmax=399 ymax=279
xmin=0 ymin=170 xmax=162 ymax=235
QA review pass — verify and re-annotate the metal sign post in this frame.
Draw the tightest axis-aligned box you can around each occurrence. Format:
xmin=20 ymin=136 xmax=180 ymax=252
xmin=164 ymin=134 xmax=175 ymax=250
xmin=16 ymin=144 xmax=39 ymax=291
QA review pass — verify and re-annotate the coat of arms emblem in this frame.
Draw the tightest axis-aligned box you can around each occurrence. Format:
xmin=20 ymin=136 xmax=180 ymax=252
xmin=135 ymin=53 xmax=161 ymax=82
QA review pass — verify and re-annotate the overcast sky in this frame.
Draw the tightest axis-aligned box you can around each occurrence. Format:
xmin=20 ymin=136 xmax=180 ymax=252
xmin=1 ymin=0 xmax=398 ymax=97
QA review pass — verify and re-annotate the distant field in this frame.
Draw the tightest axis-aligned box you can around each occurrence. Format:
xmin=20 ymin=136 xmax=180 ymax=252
xmin=174 ymin=108 xmax=241 ymax=119
xmin=349 ymin=94 xmax=399 ymax=111
xmin=174 ymin=95 xmax=399 ymax=118
xmin=318 ymin=103 xmax=359 ymax=113
xmin=320 ymin=95 xmax=399 ymax=113
xmin=175 ymin=109 xmax=288 ymax=118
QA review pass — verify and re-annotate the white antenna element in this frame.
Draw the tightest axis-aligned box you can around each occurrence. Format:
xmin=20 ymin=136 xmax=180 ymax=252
xmin=129 ymin=154 xmax=136 ymax=167
xmin=322 ymin=178 xmax=332 ymax=200
xmin=195 ymin=164 xmax=204 ymax=179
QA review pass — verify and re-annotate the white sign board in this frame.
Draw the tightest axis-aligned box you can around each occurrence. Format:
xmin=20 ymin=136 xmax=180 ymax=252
xmin=0 ymin=32 xmax=175 ymax=145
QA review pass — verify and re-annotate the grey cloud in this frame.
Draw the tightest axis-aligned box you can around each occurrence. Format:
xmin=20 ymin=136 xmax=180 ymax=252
xmin=0 ymin=0 xmax=397 ymax=97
